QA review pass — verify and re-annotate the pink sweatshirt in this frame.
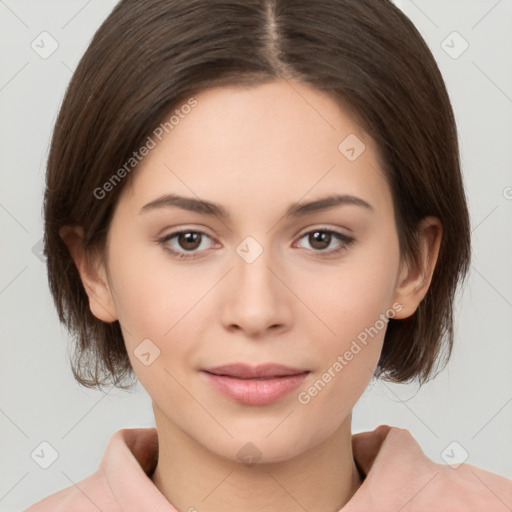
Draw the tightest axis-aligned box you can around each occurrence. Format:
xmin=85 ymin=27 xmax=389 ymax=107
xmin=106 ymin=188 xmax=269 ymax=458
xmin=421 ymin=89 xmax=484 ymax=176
xmin=24 ymin=424 xmax=512 ymax=511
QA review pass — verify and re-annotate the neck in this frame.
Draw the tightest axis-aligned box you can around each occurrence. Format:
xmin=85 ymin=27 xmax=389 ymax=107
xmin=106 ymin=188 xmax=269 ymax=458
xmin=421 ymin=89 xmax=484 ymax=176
xmin=151 ymin=410 xmax=363 ymax=512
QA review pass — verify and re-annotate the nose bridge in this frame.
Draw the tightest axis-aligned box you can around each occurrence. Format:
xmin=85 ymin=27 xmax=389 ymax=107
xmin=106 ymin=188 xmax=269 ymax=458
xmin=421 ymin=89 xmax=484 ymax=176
xmin=220 ymin=232 xmax=291 ymax=334
xmin=233 ymin=233 xmax=278 ymax=299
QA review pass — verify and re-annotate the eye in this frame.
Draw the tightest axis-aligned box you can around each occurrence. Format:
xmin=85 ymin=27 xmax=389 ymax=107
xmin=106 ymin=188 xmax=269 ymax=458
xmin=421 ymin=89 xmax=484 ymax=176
xmin=158 ymin=230 xmax=216 ymax=260
xmin=157 ymin=227 xmax=355 ymax=261
xmin=293 ymin=229 xmax=355 ymax=256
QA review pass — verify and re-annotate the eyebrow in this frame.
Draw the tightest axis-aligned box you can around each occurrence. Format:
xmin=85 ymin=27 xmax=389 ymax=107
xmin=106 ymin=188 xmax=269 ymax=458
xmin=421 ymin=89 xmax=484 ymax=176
xmin=140 ymin=193 xmax=373 ymax=219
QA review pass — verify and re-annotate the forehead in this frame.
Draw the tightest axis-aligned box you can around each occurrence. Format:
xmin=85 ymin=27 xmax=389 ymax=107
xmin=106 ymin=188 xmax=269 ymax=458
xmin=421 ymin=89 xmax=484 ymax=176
xmin=117 ymin=79 xmax=391 ymax=218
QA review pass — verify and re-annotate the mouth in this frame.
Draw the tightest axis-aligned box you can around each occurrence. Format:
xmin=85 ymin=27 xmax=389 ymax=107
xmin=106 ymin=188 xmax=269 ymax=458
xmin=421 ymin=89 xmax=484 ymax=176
xmin=202 ymin=363 xmax=310 ymax=379
xmin=200 ymin=363 xmax=311 ymax=405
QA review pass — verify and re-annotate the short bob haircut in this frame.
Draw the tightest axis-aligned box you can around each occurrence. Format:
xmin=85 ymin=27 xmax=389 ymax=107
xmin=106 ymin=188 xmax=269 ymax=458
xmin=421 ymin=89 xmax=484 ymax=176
xmin=44 ymin=0 xmax=471 ymax=390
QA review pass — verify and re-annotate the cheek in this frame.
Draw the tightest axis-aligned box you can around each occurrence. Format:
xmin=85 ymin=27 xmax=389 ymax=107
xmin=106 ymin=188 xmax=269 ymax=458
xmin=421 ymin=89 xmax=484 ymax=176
xmin=296 ymin=288 xmax=392 ymax=439
xmin=109 ymin=234 xmax=185 ymax=317
xmin=296 ymin=232 xmax=400 ymax=409
xmin=111 ymin=254 xmax=203 ymax=398
xmin=308 ymin=232 xmax=400 ymax=347
xmin=107 ymin=240 xmax=211 ymax=360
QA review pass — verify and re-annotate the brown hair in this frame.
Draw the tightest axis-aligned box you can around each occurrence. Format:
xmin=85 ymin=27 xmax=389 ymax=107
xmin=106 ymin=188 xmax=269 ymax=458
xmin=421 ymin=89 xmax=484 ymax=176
xmin=44 ymin=0 xmax=471 ymax=390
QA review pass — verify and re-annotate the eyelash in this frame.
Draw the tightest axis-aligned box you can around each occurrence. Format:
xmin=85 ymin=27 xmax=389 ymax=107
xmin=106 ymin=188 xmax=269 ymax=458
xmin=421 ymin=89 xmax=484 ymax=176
xmin=157 ymin=228 xmax=355 ymax=261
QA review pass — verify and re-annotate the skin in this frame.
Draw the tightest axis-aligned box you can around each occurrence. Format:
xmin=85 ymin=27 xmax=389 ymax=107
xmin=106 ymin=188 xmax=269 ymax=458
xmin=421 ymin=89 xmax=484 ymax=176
xmin=62 ymin=79 xmax=442 ymax=512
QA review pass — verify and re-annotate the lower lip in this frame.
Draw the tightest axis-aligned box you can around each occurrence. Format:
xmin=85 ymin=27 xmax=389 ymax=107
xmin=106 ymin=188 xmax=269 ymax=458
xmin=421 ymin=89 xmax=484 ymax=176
xmin=201 ymin=371 xmax=309 ymax=405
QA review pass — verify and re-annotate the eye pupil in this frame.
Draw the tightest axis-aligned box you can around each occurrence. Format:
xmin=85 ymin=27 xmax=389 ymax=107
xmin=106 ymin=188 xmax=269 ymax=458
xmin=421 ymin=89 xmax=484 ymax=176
xmin=310 ymin=231 xmax=331 ymax=250
xmin=179 ymin=232 xmax=201 ymax=250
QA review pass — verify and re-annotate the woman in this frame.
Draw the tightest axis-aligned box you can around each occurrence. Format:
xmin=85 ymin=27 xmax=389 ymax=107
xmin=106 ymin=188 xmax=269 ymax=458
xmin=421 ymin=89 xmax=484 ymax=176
xmin=25 ymin=0 xmax=512 ymax=510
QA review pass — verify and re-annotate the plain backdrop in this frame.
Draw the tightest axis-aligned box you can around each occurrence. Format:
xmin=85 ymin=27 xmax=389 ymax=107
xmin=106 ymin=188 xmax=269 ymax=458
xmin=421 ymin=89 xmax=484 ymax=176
xmin=0 ymin=1 xmax=511 ymax=510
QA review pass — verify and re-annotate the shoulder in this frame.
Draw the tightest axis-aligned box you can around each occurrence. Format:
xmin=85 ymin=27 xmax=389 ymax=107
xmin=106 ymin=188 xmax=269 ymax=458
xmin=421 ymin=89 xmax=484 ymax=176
xmin=22 ymin=471 xmax=116 ymax=512
xmin=22 ymin=427 xmax=158 ymax=512
xmin=348 ymin=425 xmax=512 ymax=512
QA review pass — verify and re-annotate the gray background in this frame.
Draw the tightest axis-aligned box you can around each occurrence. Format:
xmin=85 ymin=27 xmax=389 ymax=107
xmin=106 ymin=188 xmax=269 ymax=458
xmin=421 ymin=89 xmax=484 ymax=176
xmin=1 ymin=0 xmax=511 ymax=510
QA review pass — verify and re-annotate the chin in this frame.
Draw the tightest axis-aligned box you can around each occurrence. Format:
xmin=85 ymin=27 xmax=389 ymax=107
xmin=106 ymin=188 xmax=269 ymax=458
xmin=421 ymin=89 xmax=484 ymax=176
xmin=200 ymin=426 xmax=320 ymax=466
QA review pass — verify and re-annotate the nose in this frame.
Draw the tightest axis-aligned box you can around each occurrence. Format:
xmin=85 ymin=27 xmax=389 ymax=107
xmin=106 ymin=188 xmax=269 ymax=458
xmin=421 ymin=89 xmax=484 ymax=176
xmin=220 ymin=240 xmax=293 ymax=338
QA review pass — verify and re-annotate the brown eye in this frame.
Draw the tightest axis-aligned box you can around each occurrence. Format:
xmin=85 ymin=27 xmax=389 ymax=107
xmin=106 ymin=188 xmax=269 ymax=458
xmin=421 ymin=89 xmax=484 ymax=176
xmin=159 ymin=230 xmax=215 ymax=260
xmin=308 ymin=231 xmax=332 ymax=250
xmin=294 ymin=228 xmax=355 ymax=256
xmin=178 ymin=231 xmax=202 ymax=251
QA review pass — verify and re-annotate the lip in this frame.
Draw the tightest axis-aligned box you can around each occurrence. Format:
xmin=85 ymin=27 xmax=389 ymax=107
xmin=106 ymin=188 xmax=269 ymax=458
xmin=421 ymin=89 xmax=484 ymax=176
xmin=203 ymin=363 xmax=308 ymax=379
xmin=201 ymin=363 xmax=310 ymax=405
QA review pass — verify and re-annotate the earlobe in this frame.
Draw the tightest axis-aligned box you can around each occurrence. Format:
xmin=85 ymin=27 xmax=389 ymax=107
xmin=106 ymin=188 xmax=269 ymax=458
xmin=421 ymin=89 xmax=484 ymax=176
xmin=392 ymin=216 xmax=442 ymax=320
xmin=59 ymin=226 xmax=118 ymax=323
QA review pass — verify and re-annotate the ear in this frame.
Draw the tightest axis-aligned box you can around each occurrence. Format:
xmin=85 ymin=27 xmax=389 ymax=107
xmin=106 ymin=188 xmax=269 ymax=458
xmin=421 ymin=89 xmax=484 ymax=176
xmin=392 ymin=216 xmax=442 ymax=320
xmin=59 ymin=226 xmax=118 ymax=323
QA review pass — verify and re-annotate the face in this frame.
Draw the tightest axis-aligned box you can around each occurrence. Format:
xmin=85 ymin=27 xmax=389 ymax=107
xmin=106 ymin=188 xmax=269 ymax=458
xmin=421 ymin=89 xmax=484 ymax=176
xmin=87 ymin=80 xmax=413 ymax=462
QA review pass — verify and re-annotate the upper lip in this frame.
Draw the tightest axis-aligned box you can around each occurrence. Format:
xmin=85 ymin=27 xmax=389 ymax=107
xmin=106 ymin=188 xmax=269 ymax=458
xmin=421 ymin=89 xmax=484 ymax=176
xmin=202 ymin=363 xmax=309 ymax=379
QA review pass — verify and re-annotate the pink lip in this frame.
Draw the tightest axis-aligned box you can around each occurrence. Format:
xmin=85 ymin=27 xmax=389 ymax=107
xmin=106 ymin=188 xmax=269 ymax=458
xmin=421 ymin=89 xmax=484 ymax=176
xmin=201 ymin=363 xmax=310 ymax=405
